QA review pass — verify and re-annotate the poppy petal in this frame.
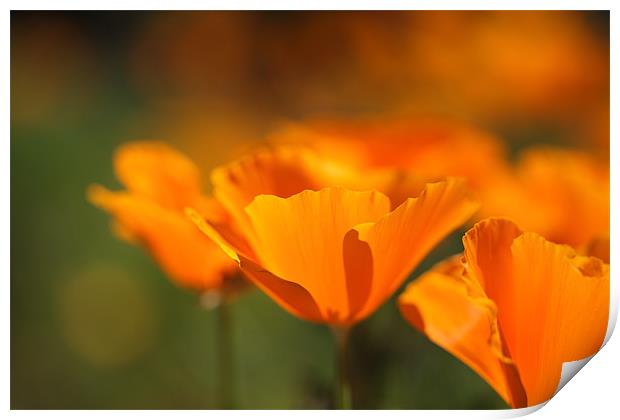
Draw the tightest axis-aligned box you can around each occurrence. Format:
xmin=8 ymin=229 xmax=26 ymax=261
xmin=114 ymin=141 xmax=204 ymax=210
xmin=354 ymin=178 xmax=479 ymax=319
xmin=342 ymin=228 xmax=374 ymax=322
xmin=238 ymin=256 xmax=323 ymax=323
xmin=398 ymin=257 xmax=525 ymax=408
xmin=564 ymin=255 xmax=610 ymax=360
xmin=245 ymin=187 xmax=391 ymax=323
xmin=461 ymin=218 xmax=523 ymax=350
xmin=187 ymin=207 xmax=322 ymax=322
xmin=88 ymin=185 xmax=234 ymax=291
xmin=211 ymin=147 xmax=324 ymax=242
xmin=508 ymin=233 xmax=609 ymax=406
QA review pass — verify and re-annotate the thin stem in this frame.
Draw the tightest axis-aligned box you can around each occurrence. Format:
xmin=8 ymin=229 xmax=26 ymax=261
xmin=216 ymin=300 xmax=234 ymax=409
xmin=333 ymin=326 xmax=352 ymax=409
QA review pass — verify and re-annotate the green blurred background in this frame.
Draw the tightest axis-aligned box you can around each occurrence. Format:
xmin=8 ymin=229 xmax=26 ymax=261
xmin=11 ymin=11 xmax=609 ymax=409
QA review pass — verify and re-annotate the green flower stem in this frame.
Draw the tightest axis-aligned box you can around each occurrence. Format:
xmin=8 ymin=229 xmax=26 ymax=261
xmin=216 ymin=300 xmax=234 ymax=409
xmin=333 ymin=326 xmax=352 ymax=409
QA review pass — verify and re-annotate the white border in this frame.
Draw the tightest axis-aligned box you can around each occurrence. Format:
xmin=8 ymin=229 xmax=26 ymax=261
xmin=4 ymin=2 xmax=617 ymax=419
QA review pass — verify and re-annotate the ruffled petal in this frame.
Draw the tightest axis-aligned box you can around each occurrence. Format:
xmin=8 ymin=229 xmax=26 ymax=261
xmin=461 ymin=218 xmax=523 ymax=350
xmin=352 ymin=178 xmax=479 ymax=320
xmin=508 ymin=233 xmax=609 ymax=406
xmin=245 ymin=187 xmax=391 ymax=323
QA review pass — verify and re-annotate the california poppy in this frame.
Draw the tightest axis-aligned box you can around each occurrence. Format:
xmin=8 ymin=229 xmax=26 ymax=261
xmin=190 ymin=179 xmax=477 ymax=408
xmin=477 ymin=147 xmax=609 ymax=248
xmin=189 ymin=177 xmax=477 ymax=325
xmin=403 ymin=12 xmax=608 ymax=128
xmin=87 ymin=141 xmax=239 ymax=295
xmin=398 ymin=218 xmax=609 ymax=408
xmin=270 ymin=117 xmax=507 ymax=191
xmin=88 ymin=141 xmax=244 ymax=408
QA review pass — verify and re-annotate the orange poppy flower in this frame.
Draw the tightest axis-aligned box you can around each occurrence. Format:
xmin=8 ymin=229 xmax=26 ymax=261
xmin=398 ymin=218 xmax=609 ymax=407
xmin=270 ymin=117 xmax=508 ymax=190
xmin=478 ymin=147 xmax=609 ymax=248
xmin=189 ymin=167 xmax=478 ymax=325
xmin=88 ymin=141 xmax=238 ymax=294
xmin=403 ymin=11 xmax=608 ymax=124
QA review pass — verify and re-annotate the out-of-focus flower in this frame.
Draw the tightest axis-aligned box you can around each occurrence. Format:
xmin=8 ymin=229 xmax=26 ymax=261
xmin=399 ymin=218 xmax=609 ymax=408
xmin=189 ymin=169 xmax=478 ymax=325
xmin=477 ymin=147 xmax=609 ymax=248
xmin=210 ymin=145 xmax=433 ymax=222
xmin=88 ymin=141 xmax=239 ymax=294
xmin=403 ymin=11 xmax=608 ymax=124
xmin=270 ymin=117 xmax=508 ymax=190
xmin=126 ymin=11 xmax=608 ymax=159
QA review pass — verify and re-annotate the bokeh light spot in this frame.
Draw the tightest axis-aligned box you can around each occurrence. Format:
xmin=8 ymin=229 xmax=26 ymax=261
xmin=57 ymin=264 xmax=159 ymax=369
